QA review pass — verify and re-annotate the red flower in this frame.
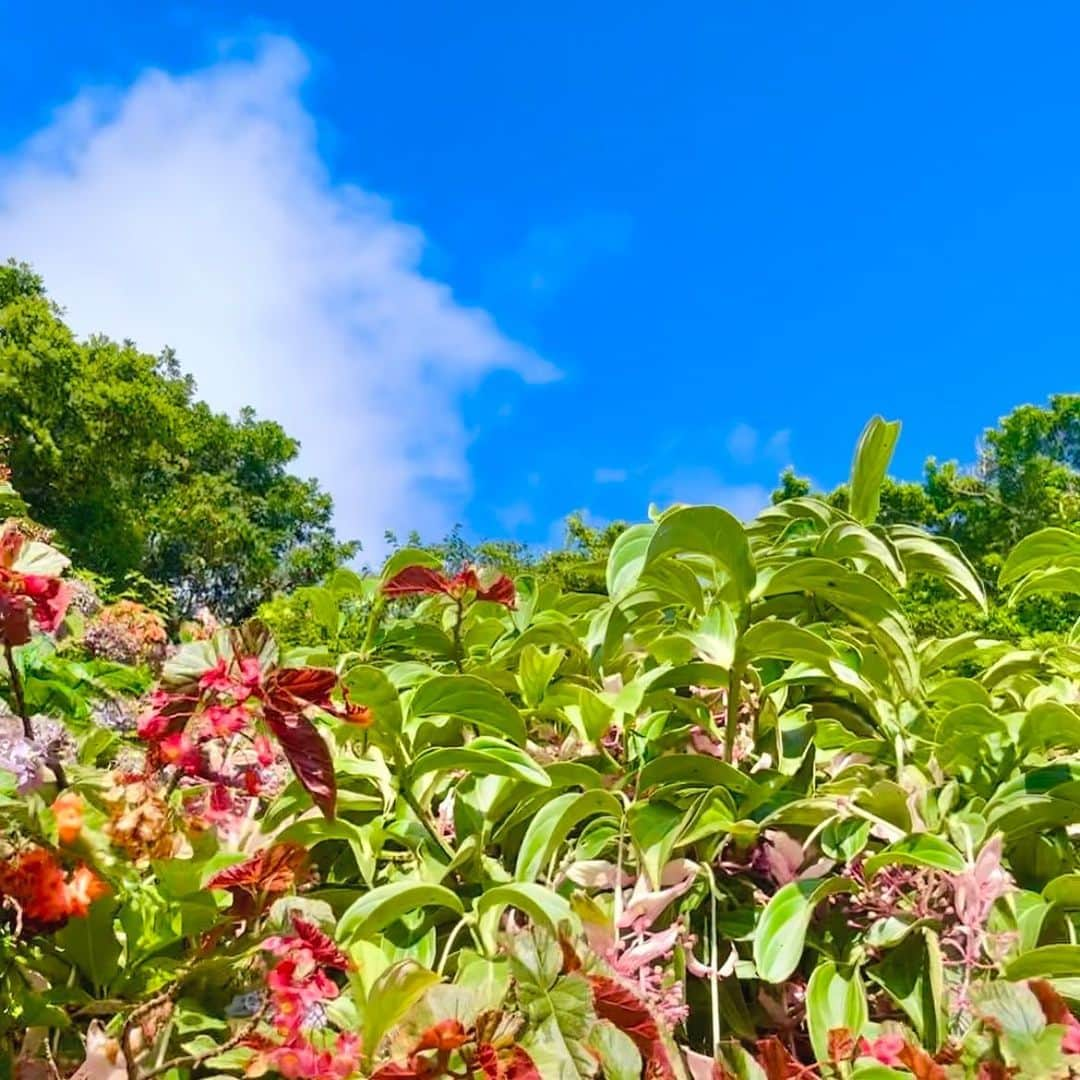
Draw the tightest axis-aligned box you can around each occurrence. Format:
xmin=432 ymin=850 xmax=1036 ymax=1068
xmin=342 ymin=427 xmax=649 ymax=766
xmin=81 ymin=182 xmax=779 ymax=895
xmin=158 ymin=731 xmax=200 ymax=773
xmin=0 ymin=525 xmax=71 ymax=645
xmin=382 ymin=565 xmax=516 ymax=608
xmin=0 ymin=847 xmax=108 ymax=931
xmin=414 ymin=1019 xmax=468 ymax=1053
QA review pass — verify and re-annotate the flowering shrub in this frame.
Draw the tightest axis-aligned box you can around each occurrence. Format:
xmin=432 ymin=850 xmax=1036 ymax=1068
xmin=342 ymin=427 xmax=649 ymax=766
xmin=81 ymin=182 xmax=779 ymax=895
xmin=84 ymin=600 xmax=169 ymax=669
xmin=2 ymin=418 xmax=1080 ymax=1079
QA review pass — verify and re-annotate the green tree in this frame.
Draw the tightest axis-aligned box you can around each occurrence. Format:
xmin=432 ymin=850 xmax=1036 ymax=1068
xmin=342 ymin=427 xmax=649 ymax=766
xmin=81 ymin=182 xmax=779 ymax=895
xmin=0 ymin=261 xmax=355 ymax=618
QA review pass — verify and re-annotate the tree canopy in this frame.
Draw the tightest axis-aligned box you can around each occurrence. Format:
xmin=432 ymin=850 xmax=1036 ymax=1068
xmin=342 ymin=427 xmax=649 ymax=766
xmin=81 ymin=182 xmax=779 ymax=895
xmin=0 ymin=261 xmax=356 ymax=619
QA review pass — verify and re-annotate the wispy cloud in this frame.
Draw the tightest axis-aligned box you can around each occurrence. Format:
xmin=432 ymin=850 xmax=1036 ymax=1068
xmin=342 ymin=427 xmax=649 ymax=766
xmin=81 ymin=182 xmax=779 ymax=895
xmin=652 ymin=467 xmax=770 ymax=521
xmin=593 ymin=467 xmax=628 ymax=484
xmin=0 ymin=36 xmax=556 ymax=556
xmin=726 ymin=423 xmax=759 ymax=464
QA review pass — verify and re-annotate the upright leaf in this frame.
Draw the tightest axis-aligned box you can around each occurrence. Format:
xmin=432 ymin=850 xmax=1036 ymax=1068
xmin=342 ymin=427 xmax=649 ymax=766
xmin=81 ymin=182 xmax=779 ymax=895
xmin=849 ymin=416 xmax=900 ymax=524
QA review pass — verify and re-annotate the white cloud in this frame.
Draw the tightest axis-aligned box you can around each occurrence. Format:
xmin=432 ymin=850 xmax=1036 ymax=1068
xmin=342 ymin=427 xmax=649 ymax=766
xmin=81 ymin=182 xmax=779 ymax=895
xmin=765 ymin=428 xmax=792 ymax=464
xmin=494 ymin=500 xmax=534 ymax=533
xmin=593 ymin=467 xmax=627 ymax=484
xmin=652 ymin=468 xmax=770 ymax=521
xmin=0 ymin=36 xmax=556 ymax=556
xmin=726 ymin=422 xmax=759 ymax=464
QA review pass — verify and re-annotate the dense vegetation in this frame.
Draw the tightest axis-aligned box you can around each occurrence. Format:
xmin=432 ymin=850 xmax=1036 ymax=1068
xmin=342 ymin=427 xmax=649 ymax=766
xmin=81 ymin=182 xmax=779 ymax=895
xmin=4 ymin=392 xmax=1080 ymax=1079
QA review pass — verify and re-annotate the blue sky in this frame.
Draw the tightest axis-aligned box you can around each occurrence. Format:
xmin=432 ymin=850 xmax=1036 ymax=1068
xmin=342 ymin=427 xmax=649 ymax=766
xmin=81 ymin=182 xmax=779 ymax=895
xmin=2 ymin=4 xmax=1077 ymax=555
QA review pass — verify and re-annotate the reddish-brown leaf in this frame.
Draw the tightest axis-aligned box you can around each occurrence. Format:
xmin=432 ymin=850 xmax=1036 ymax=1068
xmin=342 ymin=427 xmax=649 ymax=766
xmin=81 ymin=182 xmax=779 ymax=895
xmin=291 ymin=915 xmax=350 ymax=969
xmin=474 ymin=574 xmax=517 ymax=609
xmin=1029 ymin=978 xmax=1071 ymax=1025
xmin=755 ymin=1039 xmax=818 ymax=1080
xmin=264 ymin=706 xmax=337 ymax=818
xmin=590 ymin=975 xmax=674 ymax=1078
xmin=414 ymin=1019 xmax=468 ymax=1053
xmin=266 ymin=666 xmax=339 ymax=709
xmin=382 ymin=566 xmax=452 ymax=598
xmin=827 ymin=1028 xmax=855 ymax=1063
xmin=897 ymin=1043 xmax=948 ymax=1080
xmin=207 ymin=843 xmax=307 ymax=899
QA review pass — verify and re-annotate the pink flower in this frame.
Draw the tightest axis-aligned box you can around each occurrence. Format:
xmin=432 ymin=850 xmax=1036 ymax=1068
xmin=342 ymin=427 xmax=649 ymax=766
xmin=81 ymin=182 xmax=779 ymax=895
xmin=158 ymin=732 xmax=200 ymax=773
xmin=953 ymin=835 xmax=1013 ymax=930
xmin=619 ymin=859 xmax=698 ymax=930
xmin=254 ymin=734 xmax=275 ymax=766
xmin=858 ymin=1034 xmax=905 ymax=1066
xmin=199 ymin=658 xmax=234 ymax=693
xmin=205 ymin=704 xmax=249 ymax=738
xmin=1063 ymin=1013 xmax=1080 ymax=1055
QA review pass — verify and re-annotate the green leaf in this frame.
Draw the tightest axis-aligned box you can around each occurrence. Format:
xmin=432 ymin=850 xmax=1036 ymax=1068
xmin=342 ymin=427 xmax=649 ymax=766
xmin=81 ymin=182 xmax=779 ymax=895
xmin=606 ymin=523 xmax=656 ymax=600
xmin=971 ymin=980 xmax=1045 ymax=1038
xmin=1005 ymin=945 xmax=1080 ymax=980
xmin=476 ymin=883 xmax=576 ymax=939
xmin=753 ymin=878 xmax=855 ymax=983
xmin=340 ymin=664 xmax=403 ymax=735
xmin=518 ymin=644 xmax=565 ymax=708
xmin=863 ymin=834 xmax=966 ymax=877
xmin=1022 ymin=702 xmax=1080 ymax=754
xmin=1000 ymin=527 xmax=1080 ymax=586
xmin=637 ymin=753 xmax=755 ymax=794
xmin=587 ymin=1022 xmax=641 ymax=1080
xmin=516 ymin=790 xmax=622 ymax=882
xmin=512 ymin=931 xmax=597 ymax=1079
xmin=337 ymin=882 xmax=463 ymax=941
xmin=55 ymin=898 xmax=120 ymax=989
xmin=866 ymin=929 xmax=946 ymax=1049
xmin=361 ymin=960 xmax=441 ymax=1065
xmin=627 ymin=799 xmax=684 ymax=889
xmin=849 ymin=416 xmax=900 ymax=524
xmin=645 ymin=505 xmax=756 ymax=603
xmin=412 ymin=738 xmax=551 ymax=787
xmin=805 ymin=961 xmax=868 ymax=1063
xmin=1009 ymin=566 xmax=1080 ymax=605
xmin=409 ymin=674 xmax=526 ymax=745
xmin=737 ymin=620 xmax=840 ymax=668
xmin=816 ymin=521 xmax=905 ymax=587
xmin=888 ymin=525 xmax=987 ymax=612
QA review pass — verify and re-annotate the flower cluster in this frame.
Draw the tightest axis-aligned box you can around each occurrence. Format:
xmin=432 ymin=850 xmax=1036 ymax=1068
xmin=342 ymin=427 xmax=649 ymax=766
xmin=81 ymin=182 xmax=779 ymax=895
xmin=246 ymin=916 xmax=359 ymax=1080
xmin=84 ymin=600 xmax=168 ymax=668
xmin=0 ymin=521 xmax=71 ymax=647
xmin=137 ymin=653 xmax=341 ymax=821
xmin=0 ymin=846 xmax=107 ymax=933
xmin=102 ymin=773 xmax=177 ymax=864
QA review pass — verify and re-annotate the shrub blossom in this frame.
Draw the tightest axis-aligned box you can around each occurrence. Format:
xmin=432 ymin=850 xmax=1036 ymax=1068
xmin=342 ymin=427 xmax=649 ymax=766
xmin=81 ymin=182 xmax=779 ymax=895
xmin=0 ymin=846 xmax=107 ymax=932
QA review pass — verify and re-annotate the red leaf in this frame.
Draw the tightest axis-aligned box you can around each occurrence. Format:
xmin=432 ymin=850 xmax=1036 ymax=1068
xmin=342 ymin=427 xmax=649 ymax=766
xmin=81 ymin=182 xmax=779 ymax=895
xmin=265 ymin=706 xmax=337 ymax=818
xmin=502 ymin=1047 xmax=541 ymax=1080
xmin=414 ymin=1019 xmax=468 ymax=1053
xmin=1029 ymin=978 xmax=1071 ymax=1025
xmin=382 ymin=566 xmax=452 ymax=598
xmin=590 ymin=975 xmax=674 ymax=1078
xmin=755 ymin=1039 xmax=818 ymax=1080
xmin=827 ymin=1028 xmax=855 ymax=1063
xmin=266 ymin=667 xmax=339 ymax=709
xmin=291 ymin=915 xmax=350 ymax=970
xmin=475 ymin=1044 xmax=541 ymax=1080
xmin=369 ymin=1065 xmax=430 ymax=1080
xmin=207 ymin=843 xmax=307 ymax=896
xmin=474 ymin=574 xmax=517 ymax=609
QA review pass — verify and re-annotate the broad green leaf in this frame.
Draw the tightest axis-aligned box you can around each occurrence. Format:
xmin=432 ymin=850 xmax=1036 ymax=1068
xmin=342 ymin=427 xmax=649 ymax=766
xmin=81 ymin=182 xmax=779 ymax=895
xmin=737 ymin=620 xmax=840 ymax=668
xmin=805 ymin=961 xmax=868 ymax=1063
xmin=753 ymin=878 xmax=855 ymax=983
xmin=409 ymin=674 xmax=526 ymax=745
xmin=866 ymin=929 xmax=946 ymax=1049
xmin=645 ymin=505 xmax=756 ymax=602
xmin=1009 ymin=566 xmax=1080 ymax=605
xmin=476 ymin=883 xmax=576 ymax=940
xmin=516 ymin=790 xmax=622 ymax=882
xmin=971 ymin=980 xmax=1045 ymax=1038
xmin=1000 ymin=528 xmax=1080 ymax=586
xmin=817 ymin=521 xmax=905 ymax=587
xmin=1022 ymin=701 xmax=1080 ymax=753
xmin=518 ymin=644 xmax=565 ymax=708
xmin=587 ymin=1022 xmax=641 ymax=1080
xmin=627 ymin=799 xmax=684 ymax=889
xmin=361 ymin=960 xmax=441 ymax=1066
xmin=340 ymin=665 xmax=403 ymax=735
xmin=55 ymin=898 xmax=120 ymax=989
xmin=512 ymin=932 xmax=596 ymax=1079
xmin=863 ymin=834 xmax=966 ymax=877
xmin=10 ymin=538 xmax=69 ymax=577
xmin=1044 ymin=874 xmax=1080 ymax=909
xmin=889 ymin=525 xmax=987 ymax=612
xmin=606 ymin=523 xmax=656 ymax=600
xmin=337 ymin=882 xmax=463 ymax=941
xmin=849 ymin=415 xmax=900 ymax=524
xmin=637 ymin=753 xmax=754 ymax=794
xmin=412 ymin=738 xmax=551 ymax=787
xmin=1005 ymin=945 xmax=1080 ymax=980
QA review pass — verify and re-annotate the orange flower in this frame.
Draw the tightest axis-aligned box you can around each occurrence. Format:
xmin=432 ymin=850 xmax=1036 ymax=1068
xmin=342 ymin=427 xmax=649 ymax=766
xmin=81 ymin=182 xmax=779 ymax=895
xmin=51 ymin=791 xmax=84 ymax=845
xmin=65 ymin=865 xmax=108 ymax=917
xmin=0 ymin=847 xmax=70 ymax=928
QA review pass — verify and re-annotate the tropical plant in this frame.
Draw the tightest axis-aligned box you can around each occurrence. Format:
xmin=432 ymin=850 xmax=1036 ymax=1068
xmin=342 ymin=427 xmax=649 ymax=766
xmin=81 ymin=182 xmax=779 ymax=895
xmin=2 ymin=417 xmax=1080 ymax=1079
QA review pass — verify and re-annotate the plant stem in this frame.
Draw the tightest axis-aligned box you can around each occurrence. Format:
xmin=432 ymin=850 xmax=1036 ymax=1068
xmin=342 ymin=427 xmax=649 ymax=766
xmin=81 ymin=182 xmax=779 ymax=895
xmin=451 ymin=597 xmax=465 ymax=672
xmin=391 ymin=746 xmax=456 ymax=862
xmin=360 ymin=595 xmax=386 ymax=661
xmin=723 ymin=663 xmax=743 ymax=764
xmin=3 ymin=640 xmax=31 ymax=738
xmin=437 ymin=913 xmax=473 ymax=975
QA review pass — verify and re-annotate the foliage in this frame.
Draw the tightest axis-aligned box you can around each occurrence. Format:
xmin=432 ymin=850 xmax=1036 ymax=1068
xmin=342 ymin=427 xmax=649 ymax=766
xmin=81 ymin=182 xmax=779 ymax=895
xmin=3 ymin=417 xmax=1080 ymax=1079
xmin=0 ymin=261 xmax=356 ymax=620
